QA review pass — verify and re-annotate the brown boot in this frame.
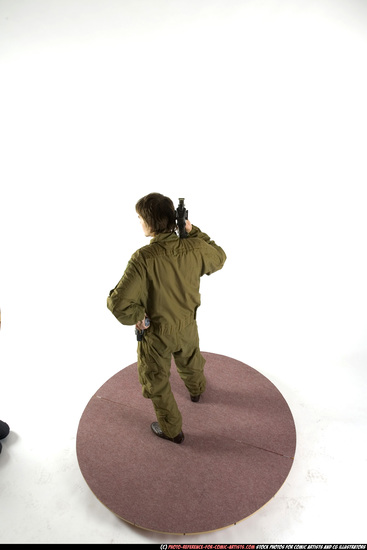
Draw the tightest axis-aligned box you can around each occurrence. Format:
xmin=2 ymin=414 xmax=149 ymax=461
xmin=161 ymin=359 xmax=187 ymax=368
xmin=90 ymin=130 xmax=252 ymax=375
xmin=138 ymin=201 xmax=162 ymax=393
xmin=150 ymin=422 xmax=184 ymax=444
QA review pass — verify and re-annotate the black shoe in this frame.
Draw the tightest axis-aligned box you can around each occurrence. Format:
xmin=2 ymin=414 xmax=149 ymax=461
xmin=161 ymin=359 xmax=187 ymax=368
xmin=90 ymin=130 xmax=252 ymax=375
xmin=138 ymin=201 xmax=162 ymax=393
xmin=0 ymin=421 xmax=10 ymax=440
xmin=150 ymin=422 xmax=185 ymax=444
xmin=190 ymin=394 xmax=201 ymax=402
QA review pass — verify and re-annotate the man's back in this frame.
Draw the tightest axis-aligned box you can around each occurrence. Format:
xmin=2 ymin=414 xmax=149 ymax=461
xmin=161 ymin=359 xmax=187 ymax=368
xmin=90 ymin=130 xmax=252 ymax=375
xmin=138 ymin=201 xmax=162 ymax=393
xmin=107 ymin=225 xmax=226 ymax=331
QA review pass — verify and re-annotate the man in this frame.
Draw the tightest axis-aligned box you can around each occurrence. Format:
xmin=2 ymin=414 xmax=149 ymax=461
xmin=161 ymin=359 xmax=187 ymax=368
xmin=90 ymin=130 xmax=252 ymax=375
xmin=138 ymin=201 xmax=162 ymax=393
xmin=107 ymin=193 xmax=226 ymax=444
xmin=0 ymin=420 xmax=10 ymax=454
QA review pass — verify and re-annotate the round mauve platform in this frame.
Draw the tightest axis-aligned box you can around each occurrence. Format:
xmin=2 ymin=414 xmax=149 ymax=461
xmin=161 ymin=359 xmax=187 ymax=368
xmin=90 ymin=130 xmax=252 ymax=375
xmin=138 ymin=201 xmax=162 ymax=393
xmin=76 ymin=352 xmax=296 ymax=535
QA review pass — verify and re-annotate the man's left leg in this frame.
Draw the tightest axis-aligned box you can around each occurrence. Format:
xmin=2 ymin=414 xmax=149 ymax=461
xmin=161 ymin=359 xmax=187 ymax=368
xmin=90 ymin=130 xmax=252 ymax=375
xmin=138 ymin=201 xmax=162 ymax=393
xmin=137 ymin=332 xmax=183 ymax=440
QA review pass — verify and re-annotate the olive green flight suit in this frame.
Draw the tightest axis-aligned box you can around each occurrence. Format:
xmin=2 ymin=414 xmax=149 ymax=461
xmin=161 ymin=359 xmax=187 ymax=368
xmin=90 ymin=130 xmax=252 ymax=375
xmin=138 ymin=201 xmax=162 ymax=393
xmin=107 ymin=225 xmax=226 ymax=438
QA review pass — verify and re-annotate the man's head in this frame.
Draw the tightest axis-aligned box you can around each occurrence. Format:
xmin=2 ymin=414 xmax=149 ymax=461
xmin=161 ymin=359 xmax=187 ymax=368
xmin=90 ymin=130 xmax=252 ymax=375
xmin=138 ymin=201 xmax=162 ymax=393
xmin=135 ymin=193 xmax=176 ymax=237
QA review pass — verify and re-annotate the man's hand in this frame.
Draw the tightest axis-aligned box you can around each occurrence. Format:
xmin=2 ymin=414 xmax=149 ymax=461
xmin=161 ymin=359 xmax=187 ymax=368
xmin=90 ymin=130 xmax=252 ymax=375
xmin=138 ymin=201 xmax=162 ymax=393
xmin=185 ymin=219 xmax=192 ymax=233
xmin=135 ymin=316 xmax=150 ymax=331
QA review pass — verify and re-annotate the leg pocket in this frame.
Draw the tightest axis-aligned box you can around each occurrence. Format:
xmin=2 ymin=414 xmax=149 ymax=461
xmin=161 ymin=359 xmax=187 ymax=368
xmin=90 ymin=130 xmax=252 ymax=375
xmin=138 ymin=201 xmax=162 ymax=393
xmin=137 ymin=340 xmax=159 ymax=398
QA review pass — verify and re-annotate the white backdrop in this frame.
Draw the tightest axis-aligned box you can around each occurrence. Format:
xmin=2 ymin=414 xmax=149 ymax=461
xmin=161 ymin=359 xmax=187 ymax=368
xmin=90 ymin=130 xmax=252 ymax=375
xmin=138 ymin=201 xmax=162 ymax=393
xmin=1 ymin=0 xmax=367 ymax=544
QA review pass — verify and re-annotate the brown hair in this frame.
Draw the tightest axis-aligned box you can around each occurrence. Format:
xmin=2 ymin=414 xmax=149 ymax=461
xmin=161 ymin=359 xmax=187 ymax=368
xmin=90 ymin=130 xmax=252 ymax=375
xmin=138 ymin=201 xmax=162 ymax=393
xmin=135 ymin=193 xmax=176 ymax=235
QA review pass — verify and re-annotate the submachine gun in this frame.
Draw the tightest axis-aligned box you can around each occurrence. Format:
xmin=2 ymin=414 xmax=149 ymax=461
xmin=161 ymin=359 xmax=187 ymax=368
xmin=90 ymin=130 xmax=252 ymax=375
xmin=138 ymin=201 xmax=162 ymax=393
xmin=135 ymin=198 xmax=189 ymax=341
xmin=175 ymin=197 xmax=188 ymax=239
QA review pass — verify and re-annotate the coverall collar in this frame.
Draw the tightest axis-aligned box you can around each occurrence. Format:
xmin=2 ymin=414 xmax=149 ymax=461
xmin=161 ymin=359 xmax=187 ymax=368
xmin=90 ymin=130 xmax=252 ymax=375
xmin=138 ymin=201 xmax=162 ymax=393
xmin=150 ymin=231 xmax=178 ymax=244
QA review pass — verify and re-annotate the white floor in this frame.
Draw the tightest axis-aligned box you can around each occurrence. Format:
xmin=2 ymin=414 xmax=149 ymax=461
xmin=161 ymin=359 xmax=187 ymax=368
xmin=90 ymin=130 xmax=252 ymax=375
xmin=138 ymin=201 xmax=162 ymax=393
xmin=1 ymin=0 xmax=367 ymax=544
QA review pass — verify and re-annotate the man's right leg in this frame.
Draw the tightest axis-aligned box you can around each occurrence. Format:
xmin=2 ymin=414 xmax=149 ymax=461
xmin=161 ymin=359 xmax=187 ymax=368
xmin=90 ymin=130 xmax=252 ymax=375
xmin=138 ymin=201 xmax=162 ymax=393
xmin=173 ymin=320 xmax=206 ymax=399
